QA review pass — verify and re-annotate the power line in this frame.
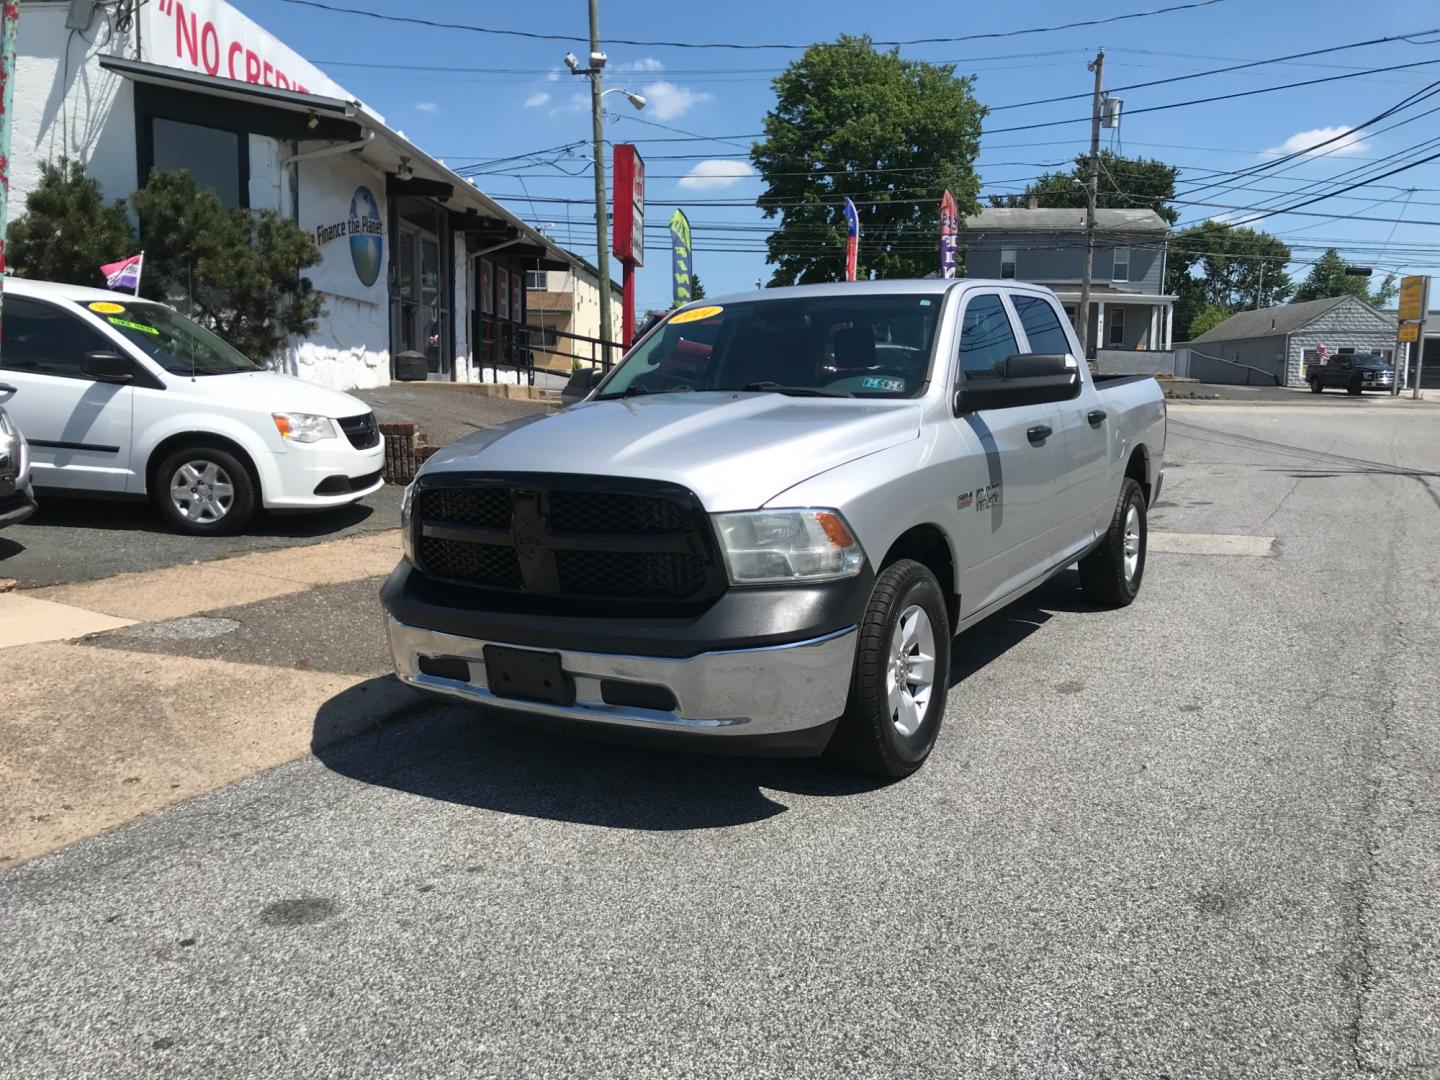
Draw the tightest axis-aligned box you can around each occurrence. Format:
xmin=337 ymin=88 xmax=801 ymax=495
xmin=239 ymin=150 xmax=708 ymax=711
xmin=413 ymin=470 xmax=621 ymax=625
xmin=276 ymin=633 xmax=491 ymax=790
xmin=278 ymin=0 xmax=1230 ymax=50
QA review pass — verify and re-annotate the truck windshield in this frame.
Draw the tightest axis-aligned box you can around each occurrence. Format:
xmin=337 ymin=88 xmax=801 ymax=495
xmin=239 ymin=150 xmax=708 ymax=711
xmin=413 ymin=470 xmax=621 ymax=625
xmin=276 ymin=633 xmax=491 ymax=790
xmin=597 ymin=294 xmax=942 ymax=400
xmin=76 ymin=300 xmax=261 ymax=376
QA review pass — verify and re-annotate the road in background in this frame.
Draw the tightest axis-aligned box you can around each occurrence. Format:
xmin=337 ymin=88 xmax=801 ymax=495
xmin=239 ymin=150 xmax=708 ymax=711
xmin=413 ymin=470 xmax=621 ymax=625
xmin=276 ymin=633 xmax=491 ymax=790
xmin=2 ymin=401 xmax=1438 ymax=1078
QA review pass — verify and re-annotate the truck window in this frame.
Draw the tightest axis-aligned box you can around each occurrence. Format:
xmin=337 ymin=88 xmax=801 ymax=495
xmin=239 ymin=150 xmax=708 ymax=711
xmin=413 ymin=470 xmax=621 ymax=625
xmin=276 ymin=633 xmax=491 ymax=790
xmin=598 ymin=295 xmax=941 ymax=399
xmin=957 ymin=294 xmax=1020 ymax=382
xmin=1011 ymin=295 xmax=1073 ymax=355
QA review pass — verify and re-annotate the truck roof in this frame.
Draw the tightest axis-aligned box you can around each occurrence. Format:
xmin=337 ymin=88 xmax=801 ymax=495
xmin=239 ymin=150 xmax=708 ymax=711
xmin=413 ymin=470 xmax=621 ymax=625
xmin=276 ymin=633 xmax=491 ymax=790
xmin=699 ymin=278 xmax=1052 ymax=307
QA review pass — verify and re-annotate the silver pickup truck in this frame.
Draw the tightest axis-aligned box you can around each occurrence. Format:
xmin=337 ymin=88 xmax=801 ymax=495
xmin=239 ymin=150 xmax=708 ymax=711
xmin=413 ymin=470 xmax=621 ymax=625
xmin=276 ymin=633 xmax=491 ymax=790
xmin=382 ymin=280 xmax=1166 ymax=778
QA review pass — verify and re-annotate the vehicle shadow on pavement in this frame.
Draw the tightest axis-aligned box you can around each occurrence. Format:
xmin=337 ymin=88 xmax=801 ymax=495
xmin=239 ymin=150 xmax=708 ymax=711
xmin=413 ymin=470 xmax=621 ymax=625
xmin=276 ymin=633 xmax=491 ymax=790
xmin=17 ymin=493 xmax=376 ymax=538
xmin=311 ymin=574 xmax=1099 ymax=831
xmin=949 ymin=569 xmax=1103 ymax=686
xmin=313 ymin=679 xmax=886 ymax=831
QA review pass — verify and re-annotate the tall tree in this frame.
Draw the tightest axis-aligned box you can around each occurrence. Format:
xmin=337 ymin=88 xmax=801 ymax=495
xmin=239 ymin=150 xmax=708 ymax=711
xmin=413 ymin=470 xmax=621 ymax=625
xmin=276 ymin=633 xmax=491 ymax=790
xmin=690 ymin=274 xmax=706 ymax=300
xmin=1292 ymin=248 xmax=1398 ymax=306
xmin=751 ymin=35 xmax=985 ymax=284
xmin=990 ymin=151 xmax=1180 ymax=225
xmin=7 ymin=159 xmax=135 ymax=287
xmin=1164 ymin=223 xmax=1293 ymax=339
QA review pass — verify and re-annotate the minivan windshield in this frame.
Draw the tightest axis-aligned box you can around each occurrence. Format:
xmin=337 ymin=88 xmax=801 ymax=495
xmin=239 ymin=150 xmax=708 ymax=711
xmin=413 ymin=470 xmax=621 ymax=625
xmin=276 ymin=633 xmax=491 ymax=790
xmin=596 ymin=294 xmax=942 ymax=400
xmin=76 ymin=300 xmax=261 ymax=376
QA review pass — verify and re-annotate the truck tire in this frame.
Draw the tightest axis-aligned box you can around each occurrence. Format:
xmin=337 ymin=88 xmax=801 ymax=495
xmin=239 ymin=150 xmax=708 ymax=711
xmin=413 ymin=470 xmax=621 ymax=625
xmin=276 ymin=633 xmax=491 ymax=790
xmin=1309 ymin=378 xmax=1324 ymax=393
xmin=152 ymin=445 xmax=257 ymax=536
xmin=1348 ymin=377 xmax=1363 ymax=396
xmin=829 ymin=559 xmax=951 ymax=781
xmin=1078 ymin=478 xmax=1147 ymax=607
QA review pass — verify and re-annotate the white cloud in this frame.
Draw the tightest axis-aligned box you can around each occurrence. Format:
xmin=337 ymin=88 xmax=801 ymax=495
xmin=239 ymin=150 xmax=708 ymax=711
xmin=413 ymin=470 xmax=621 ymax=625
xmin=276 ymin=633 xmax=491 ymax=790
xmin=1264 ymin=126 xmax=1371 ymax=158
xmin=524 ymin=91 xmax=551 ymax=109
xmin=678 ymin=159 xmax=755 ymax=190
xmin=640 ymin=81 xmax=713 ymax=121
xmin=414 ymin=101 xmax=440 ymax=114
xmin=549 ymin=92 xmax=591 ymax=117
xmin=614 ymin=57 xmax=663 ymax=73
xmin=546 ymin=69 xmax=561 ymax=82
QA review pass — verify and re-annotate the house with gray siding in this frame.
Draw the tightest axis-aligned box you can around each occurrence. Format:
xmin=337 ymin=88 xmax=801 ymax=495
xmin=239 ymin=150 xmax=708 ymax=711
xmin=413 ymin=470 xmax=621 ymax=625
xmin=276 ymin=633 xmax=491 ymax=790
xmin=957 ymin=206 xmax=1174 ymax=356
xmin=1181 ymin=295 xmax=1397 ymax=387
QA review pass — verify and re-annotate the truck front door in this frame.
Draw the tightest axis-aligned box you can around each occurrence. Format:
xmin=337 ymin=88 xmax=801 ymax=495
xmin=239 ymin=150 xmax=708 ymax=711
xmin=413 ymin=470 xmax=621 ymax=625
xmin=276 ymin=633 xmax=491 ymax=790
xmin=948 ymin=291 xmax=1066 ymax=618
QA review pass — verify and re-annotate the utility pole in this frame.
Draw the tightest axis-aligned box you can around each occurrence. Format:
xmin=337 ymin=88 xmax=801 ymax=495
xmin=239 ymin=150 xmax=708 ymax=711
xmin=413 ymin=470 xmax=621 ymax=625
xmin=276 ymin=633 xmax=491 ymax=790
xmin=1256 ymin=261 xmax=1265 ymax=309
xmin=586 ymin=0 xmax=615 ymax=366
xmin=1074 ymin=49 xmax=1104 ymax=359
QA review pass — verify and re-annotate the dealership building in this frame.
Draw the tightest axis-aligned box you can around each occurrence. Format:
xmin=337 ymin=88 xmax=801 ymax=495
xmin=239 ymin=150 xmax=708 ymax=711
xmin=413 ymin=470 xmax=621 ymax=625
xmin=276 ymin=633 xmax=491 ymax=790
xmin=11 ymin=0 xmax=618 ymax=389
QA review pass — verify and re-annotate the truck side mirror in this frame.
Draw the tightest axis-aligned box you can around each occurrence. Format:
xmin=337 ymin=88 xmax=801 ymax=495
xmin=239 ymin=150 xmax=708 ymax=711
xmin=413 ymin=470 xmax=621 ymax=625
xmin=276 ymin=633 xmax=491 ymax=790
xmin=953 ymin=353 xmax=1080 ymax=414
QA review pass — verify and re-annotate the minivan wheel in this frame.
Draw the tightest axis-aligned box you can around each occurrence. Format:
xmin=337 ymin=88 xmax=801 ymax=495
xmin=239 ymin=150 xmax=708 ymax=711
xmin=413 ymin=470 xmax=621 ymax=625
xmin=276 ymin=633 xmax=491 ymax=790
xmin=1078 ymin=478 xmax=1147 ymax=607
xmin=829 ymin=559 xmax=951 ymax=780
xmin=153 ymin=446 xmax=257 ymax=535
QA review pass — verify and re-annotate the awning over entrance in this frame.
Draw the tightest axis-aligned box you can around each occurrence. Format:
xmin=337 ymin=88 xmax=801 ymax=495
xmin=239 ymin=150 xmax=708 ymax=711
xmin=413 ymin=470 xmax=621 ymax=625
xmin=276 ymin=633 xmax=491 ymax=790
xmin=98 ymin=55 xmax=573 ymax=271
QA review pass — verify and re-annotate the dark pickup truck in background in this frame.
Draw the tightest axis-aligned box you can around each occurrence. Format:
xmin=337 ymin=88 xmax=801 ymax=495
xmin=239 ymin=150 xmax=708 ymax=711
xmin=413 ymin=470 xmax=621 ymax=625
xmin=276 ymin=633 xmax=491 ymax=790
xmin=1308 ymin=352 xmax=1396 ymax=395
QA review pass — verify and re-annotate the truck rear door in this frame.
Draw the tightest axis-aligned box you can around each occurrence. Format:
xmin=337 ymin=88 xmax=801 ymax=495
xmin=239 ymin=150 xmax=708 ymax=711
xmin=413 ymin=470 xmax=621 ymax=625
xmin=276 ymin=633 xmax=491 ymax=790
xmin=1010 ymin=292 xmax=1111 ymax=545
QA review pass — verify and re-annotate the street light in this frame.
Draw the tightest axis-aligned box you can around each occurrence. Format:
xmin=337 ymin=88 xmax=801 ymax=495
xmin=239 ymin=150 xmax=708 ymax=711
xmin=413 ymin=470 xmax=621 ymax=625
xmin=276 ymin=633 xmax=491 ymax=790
xmin=602 ymin=87 xmax=647 ymax=111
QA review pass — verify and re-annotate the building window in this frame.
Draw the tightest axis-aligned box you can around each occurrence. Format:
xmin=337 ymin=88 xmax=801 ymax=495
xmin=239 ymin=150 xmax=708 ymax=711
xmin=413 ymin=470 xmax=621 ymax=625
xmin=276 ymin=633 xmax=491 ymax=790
xmin=1000 ymin=249 xmax=1017 ymax=279
xmin=1338 ymin=347 xmax=1356 ymax=355
xmin=151 ymin=117 xmax=244 ymax=209
xmin=526 ymin=270 xmax=549 ymax=291
xmin=531 ymin=324 xmax=560 ymax=349
xmin=1107 ymin=307 xmax=1126 ymax=347
xmin=1113 ymin=247 xmax=1131 ymax=282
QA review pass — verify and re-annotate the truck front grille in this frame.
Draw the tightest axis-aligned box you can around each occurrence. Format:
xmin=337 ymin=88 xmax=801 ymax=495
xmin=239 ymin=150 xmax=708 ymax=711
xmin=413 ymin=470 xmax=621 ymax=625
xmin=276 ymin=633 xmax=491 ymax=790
xmin=411 ymin=475 xmax=722 ymax=605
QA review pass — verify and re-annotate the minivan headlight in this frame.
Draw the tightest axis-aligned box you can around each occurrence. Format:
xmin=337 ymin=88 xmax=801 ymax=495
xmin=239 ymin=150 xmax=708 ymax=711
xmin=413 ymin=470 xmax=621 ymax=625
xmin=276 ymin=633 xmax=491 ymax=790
xmin=713 ymin=508 xmax=865 ymax=584
xmin=272 ymin=412 xmax=337 ymax=443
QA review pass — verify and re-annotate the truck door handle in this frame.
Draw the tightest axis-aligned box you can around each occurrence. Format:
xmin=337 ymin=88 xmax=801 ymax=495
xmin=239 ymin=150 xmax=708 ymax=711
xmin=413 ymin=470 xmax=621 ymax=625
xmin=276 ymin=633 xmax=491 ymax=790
xmin=1027 ymin=425 xmax=1052 ymax=445
xmin=1087 ymin=409 xmax=1108 ymax=427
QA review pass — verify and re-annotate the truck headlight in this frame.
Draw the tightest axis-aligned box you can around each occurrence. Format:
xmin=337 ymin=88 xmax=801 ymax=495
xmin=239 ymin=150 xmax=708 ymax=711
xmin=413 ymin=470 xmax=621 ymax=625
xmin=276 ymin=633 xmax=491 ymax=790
xmin=400 ymin=480 xmax=416 ymax=562
xmin=713 ymin=508 xmax=865 ymax=584
xmin=272 ymin=412 xmax=337 ymax=443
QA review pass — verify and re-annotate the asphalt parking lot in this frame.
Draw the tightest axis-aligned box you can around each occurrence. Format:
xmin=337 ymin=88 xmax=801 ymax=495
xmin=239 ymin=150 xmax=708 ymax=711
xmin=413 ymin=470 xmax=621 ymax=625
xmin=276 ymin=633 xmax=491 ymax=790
xmin=3 ymin=398 xmax=1439 ymax=1078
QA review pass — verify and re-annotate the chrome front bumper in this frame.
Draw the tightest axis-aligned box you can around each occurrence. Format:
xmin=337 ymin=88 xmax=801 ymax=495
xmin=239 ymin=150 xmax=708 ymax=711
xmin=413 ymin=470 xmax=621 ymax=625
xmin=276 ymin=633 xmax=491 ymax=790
xmin=386 ymin=616 xmax=858 ymax=738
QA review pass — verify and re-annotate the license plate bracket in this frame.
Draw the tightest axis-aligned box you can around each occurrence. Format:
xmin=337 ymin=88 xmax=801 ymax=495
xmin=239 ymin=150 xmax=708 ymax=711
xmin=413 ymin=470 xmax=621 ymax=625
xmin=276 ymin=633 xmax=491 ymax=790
xmin=483 ymin=645 xmax=575 ymax=706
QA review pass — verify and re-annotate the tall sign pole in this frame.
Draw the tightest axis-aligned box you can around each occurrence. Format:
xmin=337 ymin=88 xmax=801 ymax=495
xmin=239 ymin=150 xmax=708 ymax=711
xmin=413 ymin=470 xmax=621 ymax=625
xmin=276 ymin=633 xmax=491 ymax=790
xmin=611 ymin=144 xmax=644 ymax=346
xmin=1396 ymin=274 xmax=1429 ymax=398
xmin=1075 ymin=49 xmax=1104 ymax=358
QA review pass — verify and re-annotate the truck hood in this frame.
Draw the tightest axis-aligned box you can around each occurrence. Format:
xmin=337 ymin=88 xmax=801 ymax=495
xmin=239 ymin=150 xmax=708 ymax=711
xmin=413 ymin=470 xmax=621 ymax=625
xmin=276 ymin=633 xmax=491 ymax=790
xmin=422 ymin=391 xmax=924 ymax=510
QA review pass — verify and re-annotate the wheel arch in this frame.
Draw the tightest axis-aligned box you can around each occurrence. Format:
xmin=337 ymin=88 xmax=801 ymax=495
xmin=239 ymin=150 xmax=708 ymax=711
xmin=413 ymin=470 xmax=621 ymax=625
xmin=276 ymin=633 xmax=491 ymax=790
xmin=1125 ymin=444 xmax=1152 ymax=506
xmin=145 ymin=431 xmax=263 ymax=501
xmin=880 ymin=523 xmax=959 ymax=629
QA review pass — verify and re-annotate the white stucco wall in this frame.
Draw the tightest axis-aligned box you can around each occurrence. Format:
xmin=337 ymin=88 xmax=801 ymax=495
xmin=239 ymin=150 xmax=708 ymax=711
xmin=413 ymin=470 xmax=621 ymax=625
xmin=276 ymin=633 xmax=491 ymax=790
xmin=282 ymin=295 xmax=389 ymax=389
xmin=12 ymin=2 xmax=138 ymax=208
xmin=455 ymin=243 xmax=475 ymax=382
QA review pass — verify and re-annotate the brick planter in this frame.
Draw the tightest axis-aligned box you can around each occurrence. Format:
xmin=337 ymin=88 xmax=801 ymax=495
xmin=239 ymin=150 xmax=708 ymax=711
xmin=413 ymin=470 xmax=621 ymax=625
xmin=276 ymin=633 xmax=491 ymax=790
xmin=380 ymin=422 xmax=443 ymax=484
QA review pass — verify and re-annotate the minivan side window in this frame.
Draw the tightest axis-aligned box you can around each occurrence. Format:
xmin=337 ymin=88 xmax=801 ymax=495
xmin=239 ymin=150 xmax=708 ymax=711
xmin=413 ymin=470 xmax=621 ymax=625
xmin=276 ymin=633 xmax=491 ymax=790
xmin=957 ymin=293 xmax=1020 ymax=381
xmin=1011 ymin=295 xmax=1074 ymax=355
xmin=0 ymin=296 xmax=111 ymax=379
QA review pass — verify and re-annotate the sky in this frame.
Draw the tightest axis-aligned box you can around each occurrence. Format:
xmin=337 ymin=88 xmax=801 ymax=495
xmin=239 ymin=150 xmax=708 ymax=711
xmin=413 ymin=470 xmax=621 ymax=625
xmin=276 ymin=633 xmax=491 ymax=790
xmin=241 ymin=0 xmax=1440 ymax=311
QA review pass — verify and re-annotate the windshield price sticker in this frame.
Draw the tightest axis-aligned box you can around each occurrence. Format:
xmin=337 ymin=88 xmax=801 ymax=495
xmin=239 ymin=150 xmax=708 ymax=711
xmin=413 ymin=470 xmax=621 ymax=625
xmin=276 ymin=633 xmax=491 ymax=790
xmin=862 ymin=376 xmax=905 ymax=392
xmin=670 ymin=305 xmax=723 ymax=325
xmin=88 ymin=301 xmax=127 ymax=314
xmin=107 ymin=316 xmax=160 ymax=335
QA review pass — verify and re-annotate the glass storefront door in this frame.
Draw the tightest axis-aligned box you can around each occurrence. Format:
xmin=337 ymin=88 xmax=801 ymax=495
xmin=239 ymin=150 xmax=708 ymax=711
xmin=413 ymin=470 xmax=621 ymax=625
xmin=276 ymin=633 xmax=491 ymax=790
xmin=393 ymin=200 xmax=451 ymax=379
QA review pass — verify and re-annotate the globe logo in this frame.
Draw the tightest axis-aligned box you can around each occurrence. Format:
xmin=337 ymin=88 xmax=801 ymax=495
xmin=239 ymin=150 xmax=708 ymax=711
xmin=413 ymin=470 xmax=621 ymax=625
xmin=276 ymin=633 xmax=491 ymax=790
xmin=349 ymin=186 xmax=383 ymax=287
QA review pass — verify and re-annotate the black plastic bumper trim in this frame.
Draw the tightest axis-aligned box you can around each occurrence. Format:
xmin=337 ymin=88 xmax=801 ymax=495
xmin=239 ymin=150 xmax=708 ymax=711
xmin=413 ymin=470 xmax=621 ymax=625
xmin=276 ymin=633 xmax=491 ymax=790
xmin=379 ymin=559 xmax=875 ymax=660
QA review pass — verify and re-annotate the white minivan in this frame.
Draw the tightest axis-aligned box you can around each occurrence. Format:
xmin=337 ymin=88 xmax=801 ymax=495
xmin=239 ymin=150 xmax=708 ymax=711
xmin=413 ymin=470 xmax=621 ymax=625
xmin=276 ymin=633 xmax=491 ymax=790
xmin=0 ymin=278 xmax=386 ymax=535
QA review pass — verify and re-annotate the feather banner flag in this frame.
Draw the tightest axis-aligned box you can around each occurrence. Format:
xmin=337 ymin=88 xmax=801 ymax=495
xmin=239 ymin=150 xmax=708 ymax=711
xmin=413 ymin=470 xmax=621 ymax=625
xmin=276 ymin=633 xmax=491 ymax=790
xmin=670 ymin=210 xmax=693 ymax=308
xmin=843 ymin=198 xmax=860 ymax=282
